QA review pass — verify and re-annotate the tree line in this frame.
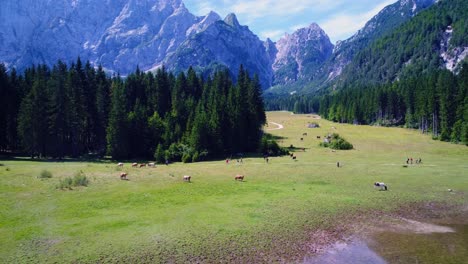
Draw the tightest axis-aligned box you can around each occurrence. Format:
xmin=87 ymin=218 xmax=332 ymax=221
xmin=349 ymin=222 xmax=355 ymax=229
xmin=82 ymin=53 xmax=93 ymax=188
xmin=318 ymin=67 xmax=467 ymax=144
xmin=0 ymin=59 xmax=266 ymax=161
xmin=266 ymin=66 xmax=467 ymax=145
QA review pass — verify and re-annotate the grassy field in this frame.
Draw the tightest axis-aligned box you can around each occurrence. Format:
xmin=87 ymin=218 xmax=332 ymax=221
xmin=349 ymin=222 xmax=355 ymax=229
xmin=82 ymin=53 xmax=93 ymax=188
xmin=1 ymin=111 xmax=467 ymax=262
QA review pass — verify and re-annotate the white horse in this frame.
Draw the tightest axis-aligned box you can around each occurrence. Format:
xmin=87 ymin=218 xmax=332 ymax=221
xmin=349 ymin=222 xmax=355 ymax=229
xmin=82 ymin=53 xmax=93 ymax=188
xmin=374 ymin=182 xmax=388 ymax=191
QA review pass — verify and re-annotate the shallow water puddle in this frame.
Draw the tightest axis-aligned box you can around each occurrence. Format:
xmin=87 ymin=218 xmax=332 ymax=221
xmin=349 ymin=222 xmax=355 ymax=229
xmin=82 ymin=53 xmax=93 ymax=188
xmin=303 ymin=238 xmax=386 ymax=264
xmin=304 ymin=221 xmax=468 ymax=264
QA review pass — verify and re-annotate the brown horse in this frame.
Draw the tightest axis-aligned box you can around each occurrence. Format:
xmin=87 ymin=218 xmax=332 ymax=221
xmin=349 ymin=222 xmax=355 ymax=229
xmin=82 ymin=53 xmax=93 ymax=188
xmin=120 ymin=172 xmax=128 ymax=180
xmin=235 ymin=175 xmax=244 ymax=181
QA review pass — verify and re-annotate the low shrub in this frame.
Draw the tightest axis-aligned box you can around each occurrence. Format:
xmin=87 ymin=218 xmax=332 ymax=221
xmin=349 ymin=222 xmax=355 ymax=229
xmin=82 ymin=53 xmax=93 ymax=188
xmin=39 ymin=170 xmax=53 ymax=178
xmin=192 ymin=151 xmax=200 ymax=163
xmin=57 ymin=171 xmax=90 ymax=190
xmin=259 ymin=134 xmax=289 ymax=156
xmin=73 ymin=171 xmax=89 ymax=187
xmin=182 ymin=153 xmax=192 ymax=163
xmin=320 ymin=133 xmax=353 ymax=150
xmin=58 ymin=177 xmax=73 ymax=190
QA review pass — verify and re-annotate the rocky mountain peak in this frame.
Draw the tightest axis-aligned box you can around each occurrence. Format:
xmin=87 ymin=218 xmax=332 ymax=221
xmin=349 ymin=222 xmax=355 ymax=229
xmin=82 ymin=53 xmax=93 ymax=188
xmin=224 ymin=13 xmax=240 ymax=28
xmin=272 ymin=23 xmax=333 ymax=84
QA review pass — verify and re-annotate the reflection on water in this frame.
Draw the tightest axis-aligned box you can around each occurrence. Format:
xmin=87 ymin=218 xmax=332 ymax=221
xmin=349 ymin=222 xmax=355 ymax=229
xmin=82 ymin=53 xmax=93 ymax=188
xmin=304 ymin=222 xmax=468 ymax=264
xmin=372 ymin=223 xmax=468 ymax=264
xmin=303 ymin=238 xmax=386 ymax=264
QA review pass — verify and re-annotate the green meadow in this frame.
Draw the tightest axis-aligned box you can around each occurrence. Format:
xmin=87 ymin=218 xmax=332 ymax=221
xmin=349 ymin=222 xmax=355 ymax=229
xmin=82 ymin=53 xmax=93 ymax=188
xmin=1 ymin=111 xmax=467 ymax=262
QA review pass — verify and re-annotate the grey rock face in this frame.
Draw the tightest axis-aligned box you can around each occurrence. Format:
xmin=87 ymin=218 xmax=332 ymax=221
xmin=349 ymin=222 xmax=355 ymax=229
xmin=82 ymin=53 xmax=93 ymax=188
xmin=164 ymin=13 xmax=274 ymax=88
xmin=272 ymin=23 xmax=333 ymax=85
xmin=0 ymin=0 xmax=274 ymax=88
xmin=0 ymin=0 xmax=218 ymax=74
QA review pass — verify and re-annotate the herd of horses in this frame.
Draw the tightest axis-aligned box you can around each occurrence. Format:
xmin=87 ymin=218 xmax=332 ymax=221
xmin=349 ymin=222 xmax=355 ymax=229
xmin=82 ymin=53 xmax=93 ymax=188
xmin=114 ymin=128 xmax=393 ymax=191
xmin=117 ymin=162 xmax=244 ymax=183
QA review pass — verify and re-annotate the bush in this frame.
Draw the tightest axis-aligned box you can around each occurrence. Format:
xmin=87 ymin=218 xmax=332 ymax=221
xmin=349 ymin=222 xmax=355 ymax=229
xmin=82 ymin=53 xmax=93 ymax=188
xmin=182 ymin=153 xmax=192 ymax=163
xmin=58 ymin=177 xmax=73 ymax=190
xmin=192 ymin=151 xmax=200 ymax=162
xmin=330 ymin=138 xmax=353 ymax=150
xmin=57 ymin=171 xmax=89 ymax=190
xmin=39 ymin=170 xmax=53 ymax=178
xmin=259 ymin=134 xmax=289 ymax=156
xmin=154 ymin=144 xmax=165 ymax=163
xmin=73 ymin=171 xmax=89 ymax=186
xmin=320 ymin=133 xmax=353 ymax=150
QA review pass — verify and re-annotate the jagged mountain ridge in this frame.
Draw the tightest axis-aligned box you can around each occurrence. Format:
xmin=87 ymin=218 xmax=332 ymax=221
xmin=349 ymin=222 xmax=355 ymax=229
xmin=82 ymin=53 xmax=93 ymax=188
xmin=273 ymin=23 xmax=333 ymax=85
xmin=266 ymin=0 xmax=438 ymax=94
xmin=1 ymin=0 xmax=201 ymax=74
xmin=1 ymin=0 xmax=454 ymax=93
xmin=164 ymin=13 xmax=274 ymax=88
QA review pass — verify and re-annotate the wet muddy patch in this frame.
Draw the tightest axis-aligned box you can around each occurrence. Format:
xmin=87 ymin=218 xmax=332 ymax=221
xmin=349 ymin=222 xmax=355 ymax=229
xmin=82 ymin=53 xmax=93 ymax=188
xmin=305 ymin=222 xmax=467 ymax=264
xmin=304 ymin=203 xmax=468 ymax=264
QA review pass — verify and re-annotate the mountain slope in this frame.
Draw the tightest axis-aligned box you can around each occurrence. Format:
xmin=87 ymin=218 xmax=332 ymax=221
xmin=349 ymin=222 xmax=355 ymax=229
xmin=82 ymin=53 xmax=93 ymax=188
xmin=336 ymin=0 xmax=468 ymax=87
xmin=272 ymin=23 xmax=333 ymax=85
xmin=0 ymin=0 xmax=206 ymax=74
xmin=164 ymin=13 xmax=273 ymax=88
xmin=266 ymin=0 xmax=437 ymax=95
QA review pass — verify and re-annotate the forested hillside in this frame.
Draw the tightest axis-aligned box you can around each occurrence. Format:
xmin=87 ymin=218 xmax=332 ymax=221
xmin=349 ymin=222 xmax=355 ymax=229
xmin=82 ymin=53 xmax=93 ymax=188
xmin=265 ymin=0 xmax=468 ymax=145
xmin=0 ymin=60 xmax=266 ymax=161
xmin=337 ymin=0 xmax=468 ymax=87
xmin=320 ymin=66 xmax=468 ymax=144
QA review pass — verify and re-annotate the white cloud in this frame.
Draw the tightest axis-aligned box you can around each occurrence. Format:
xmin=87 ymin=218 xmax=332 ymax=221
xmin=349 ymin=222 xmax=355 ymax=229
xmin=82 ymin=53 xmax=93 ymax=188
xmin=319 ymin=0 xmax=395 ymax=43
xmin=185 ymin=0 xmax=399 ymax=42
xmin=259 ymin=29 xmax=286 ymax=40
xmin=290 ymin=23 xmax=309 ymax=32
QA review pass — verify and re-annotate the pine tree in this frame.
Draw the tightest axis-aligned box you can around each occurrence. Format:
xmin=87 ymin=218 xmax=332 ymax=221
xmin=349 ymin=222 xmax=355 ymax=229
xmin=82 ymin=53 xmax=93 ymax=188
xmin=106 ymin=77 xmax=129 ymax=159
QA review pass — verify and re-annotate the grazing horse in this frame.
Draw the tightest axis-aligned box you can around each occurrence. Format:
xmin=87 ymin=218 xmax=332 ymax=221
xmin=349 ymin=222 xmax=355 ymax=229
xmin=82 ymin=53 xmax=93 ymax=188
xmin=148 ymin=162 xmax=155 ymax=168
xmin=117 ymin=162 xmax=124 ymax=167
xmin=120 ymin=172 xmax=128 ymax=180
xmin=132 ymin=163 xmax=138 ymax=168
xmin=183 ymin=175 xmax=191 ymax=182
xmin=139 ymin=164 xmax=146 ymax=168
xmin=374 ymin=182 xmax=388 ymax=191
xmin=235 ymin=175 xmax=244 ymax=181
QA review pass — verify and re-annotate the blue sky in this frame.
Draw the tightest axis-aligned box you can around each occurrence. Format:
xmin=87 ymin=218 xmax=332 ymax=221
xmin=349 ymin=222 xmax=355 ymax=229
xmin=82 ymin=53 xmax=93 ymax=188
xmin=184 ymin=0 xmax=397 ymax=44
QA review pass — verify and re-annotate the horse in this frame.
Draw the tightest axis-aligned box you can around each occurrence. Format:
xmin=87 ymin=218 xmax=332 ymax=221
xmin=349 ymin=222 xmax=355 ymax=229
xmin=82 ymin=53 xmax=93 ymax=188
xmin=117 ymin=162 xmax=124 ymax=167
xmin=374 ymin=182 xmax=387 ymax=191
xmin=120 ymin=172 xmax=128 ymax=180
xmin=139 ymin=163 xmax=146 ymax=168
xmin=132 ymin=163 xmax=138 ymax=167
xmin=235 ymin=175 xmax=244 ymax=181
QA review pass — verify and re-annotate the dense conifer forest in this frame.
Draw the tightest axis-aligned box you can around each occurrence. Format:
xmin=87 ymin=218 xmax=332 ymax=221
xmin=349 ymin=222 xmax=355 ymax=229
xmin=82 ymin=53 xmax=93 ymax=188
xmin=0 ymin=59 xmax=266 ymax=161
xmin=265 ymin=0 xmax=468 ymax=146
xmin=266 ymin=66 xmax=468 ymax=145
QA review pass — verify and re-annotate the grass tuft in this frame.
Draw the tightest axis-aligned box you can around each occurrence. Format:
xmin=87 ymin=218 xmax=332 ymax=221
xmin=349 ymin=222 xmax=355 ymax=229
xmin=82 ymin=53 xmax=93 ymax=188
xmin=39 ymin=169 xmax=53 ymax=179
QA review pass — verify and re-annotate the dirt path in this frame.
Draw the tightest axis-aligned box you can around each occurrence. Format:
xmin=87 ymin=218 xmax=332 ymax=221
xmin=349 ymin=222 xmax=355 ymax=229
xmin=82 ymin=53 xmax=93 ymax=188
xmin=267 ymin=122 xmax=284 ymax=131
